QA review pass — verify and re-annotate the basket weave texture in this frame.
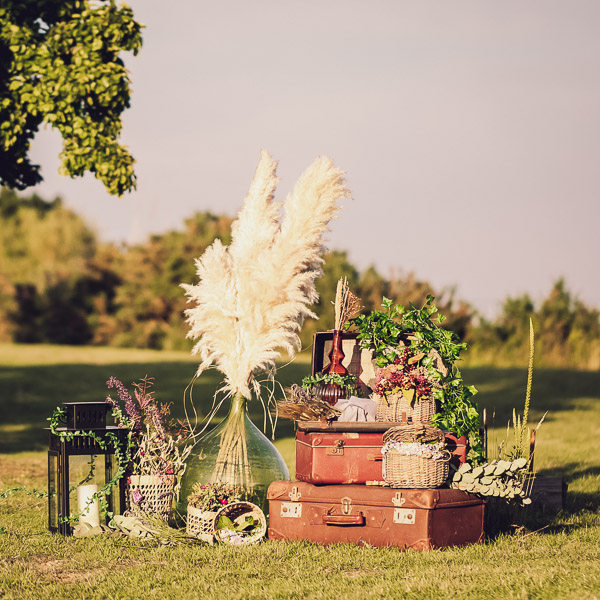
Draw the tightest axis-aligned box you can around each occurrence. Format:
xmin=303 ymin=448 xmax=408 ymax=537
xmin=126 ymin=474 xmax=175 ymax=519
xmin=383 ymin=453 xmax=450 ymax=488
xmin=213 ymin=501 xmax=267 ymax=545
xmin=186 ymin=506 xmax=217 ymax=542
xmin=382 ymin=424 xmax=450 ymax=489
xmin=375 ymin=393 xmax=436 ymax=423
xmin=383 ymin=423 xmax=446 ymax=444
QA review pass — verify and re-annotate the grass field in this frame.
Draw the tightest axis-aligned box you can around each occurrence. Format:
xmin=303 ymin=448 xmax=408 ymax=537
xmin=1 ymin=344 xmax=599 ymax=599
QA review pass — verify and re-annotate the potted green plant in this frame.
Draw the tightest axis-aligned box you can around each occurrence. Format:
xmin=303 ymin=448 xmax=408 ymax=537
xmin=301 ymin=372 xmax=359 ymax=401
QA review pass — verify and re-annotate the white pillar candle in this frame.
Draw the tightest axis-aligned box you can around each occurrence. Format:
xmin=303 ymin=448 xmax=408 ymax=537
xmin=77 ymin=484 xmax=101 ymax=528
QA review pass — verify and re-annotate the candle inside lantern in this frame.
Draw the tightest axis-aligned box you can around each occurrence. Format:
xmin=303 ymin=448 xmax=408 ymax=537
xmin=77 ymin=484 xmax=100 ymax=528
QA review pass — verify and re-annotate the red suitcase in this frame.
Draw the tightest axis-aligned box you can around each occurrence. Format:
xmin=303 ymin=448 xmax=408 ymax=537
xmin=296 ymin=422 xmax=467 ymax=484
xmin=267 ymin=481 xmax=485 ymax=550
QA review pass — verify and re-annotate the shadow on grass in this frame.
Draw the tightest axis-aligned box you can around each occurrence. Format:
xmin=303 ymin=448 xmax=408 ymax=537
xmin=535 ymin=463 xmax=600 ymax=513
xmin=461 ymin=366 xmax=600 ymax=424
xmin=484 ymin=499 xmax=585 ymax=540
xmin=0 ymin=360 xmax=309 ymax=453
xmin=2 ymin=363 xmax=599 ymax=459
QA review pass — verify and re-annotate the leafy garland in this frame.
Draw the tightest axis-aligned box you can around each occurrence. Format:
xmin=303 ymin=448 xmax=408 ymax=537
xmin=0 ymin=486 xmax=48 ymax=499
xmin=48 ymin=406 xmax=134 ymax=525
xmin=301 ymin=372 xmax=358 ymax=396
xmin=348 ymin=295 xmax=483 ymax=462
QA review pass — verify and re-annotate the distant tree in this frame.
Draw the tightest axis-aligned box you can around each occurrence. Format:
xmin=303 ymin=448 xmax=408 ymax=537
xmin=106 ymin=212 xmax=234 ymax=350
xmin=0 ymin=187 xmax=112 ymax=344
xmin=0 ymin=187 xmax=96 ymax=288
xmin=0 ymin=1 xmax=142 ymax=195
xmin=299 ymin=250 xmax=360 ymax=348
xmin=466 ymin=279 xmax=600 ymax=368
xmin=538 ymin=279 xmax=600 ymax=366
xmin=357 ymin=266 xmax=390 ymax=312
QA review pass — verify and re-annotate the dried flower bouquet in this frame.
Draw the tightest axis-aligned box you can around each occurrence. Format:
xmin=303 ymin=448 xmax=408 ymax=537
xmin=106 ymin=376 xmax=191 ymax=480
xmin=106 ymin=376 xmax=192 ymax=517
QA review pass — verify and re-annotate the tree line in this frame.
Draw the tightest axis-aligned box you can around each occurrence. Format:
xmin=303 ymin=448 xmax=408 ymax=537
xmin=1 ymin=188 xmax=598 ymax=369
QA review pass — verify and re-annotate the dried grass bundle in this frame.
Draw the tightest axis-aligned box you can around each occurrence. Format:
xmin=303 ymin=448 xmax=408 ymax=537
xmin=275 ymin=385 xmax=342 ymax=422
xmin=182 ymin=150 xmax=350 ymax=400
xmin=334 ymin=277 xmax=363 ymax=330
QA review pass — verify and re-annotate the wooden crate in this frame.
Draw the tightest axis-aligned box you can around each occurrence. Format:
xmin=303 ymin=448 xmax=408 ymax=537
xmin=525 ymin=475 xmax=567 ymax=510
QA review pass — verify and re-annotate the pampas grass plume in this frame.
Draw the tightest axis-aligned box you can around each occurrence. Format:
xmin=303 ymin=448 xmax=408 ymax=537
xmin=182 ymin=150 xmax=350 ymax=399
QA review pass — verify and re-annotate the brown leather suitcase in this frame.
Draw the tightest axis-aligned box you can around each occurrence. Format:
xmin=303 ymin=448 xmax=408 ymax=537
xmin=267 ymin=481 xmax=485 ymax=550
xmin=296 ymin=422 xmax=467 ymax=484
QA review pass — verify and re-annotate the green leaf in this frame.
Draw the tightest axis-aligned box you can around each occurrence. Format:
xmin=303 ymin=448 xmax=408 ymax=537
xmin=215 ymin=515 xmax=234 ymax=530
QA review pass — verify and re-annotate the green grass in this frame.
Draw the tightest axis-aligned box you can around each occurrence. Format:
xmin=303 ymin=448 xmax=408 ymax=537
xmin=1 ymin=345 xmax=599 ymax=599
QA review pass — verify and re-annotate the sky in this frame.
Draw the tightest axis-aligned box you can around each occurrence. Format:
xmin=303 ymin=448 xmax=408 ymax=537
xmin=28 ymin=0 xmax=600 ymax=318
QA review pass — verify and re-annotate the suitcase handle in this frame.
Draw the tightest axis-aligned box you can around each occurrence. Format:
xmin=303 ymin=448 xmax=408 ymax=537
xmin=322 ymin=513 xmax=365 ymax=526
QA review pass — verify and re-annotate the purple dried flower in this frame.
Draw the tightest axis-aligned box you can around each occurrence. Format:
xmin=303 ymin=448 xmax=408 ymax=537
xmin=107 ymin=377 xmax=142 ymax=432
xmin=132 ymin=490 xmax=143 ymax=504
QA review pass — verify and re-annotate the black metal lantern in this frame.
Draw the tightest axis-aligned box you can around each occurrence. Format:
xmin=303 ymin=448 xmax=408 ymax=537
xmin=48 ymin=401 xmax=128 ymax=535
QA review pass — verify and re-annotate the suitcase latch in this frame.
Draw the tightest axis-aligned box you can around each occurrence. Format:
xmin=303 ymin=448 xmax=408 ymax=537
xmin=340 ymin=496 xmax=352 ymax=515
xmin=281 ymin=502 xmax=302 ymax=518
xmin=288 ymin=486 xmax=302 ymax=502
xmin=326 ymin=439 xmax=345 ymax=456
xmin=392 ymin=492 xmax=406 ymax=507
xmin=393 ymin=508 xmax=416 ymax=525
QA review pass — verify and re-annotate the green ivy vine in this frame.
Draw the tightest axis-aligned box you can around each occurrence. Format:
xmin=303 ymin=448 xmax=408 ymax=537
xmin=48 ymin=406 xmax=134 ymax=525
xmin=348 ymin=295 xmax=483 ymax=463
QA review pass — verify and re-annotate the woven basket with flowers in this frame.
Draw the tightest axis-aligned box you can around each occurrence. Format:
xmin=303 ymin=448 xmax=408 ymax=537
xmin=382 ymin=423 xmax=451 ymax=488
xmin=186 ymin=482 xmax=248 ymax=542
xmin=373 ymin=347 xmax=437 ymax=423
xmin=106 ymin=376 xmax=192 ymax=520
xmin=213 ymin=501 xmax=267 ymax=546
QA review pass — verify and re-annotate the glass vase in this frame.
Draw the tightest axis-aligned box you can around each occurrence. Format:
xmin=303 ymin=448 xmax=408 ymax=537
xmin=176 ymin=393 xmax=290 ymax=518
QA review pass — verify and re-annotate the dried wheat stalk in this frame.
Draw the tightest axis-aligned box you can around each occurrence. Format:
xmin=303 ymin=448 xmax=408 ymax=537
xmin=275 ymin=385 xmax=341 ymax=422
xmin=334 ymin=277 xmax=363 ymax=330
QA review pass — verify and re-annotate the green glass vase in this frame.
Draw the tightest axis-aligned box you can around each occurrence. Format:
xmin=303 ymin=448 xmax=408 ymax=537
xmin=176 ymin=393 xmax=290 ymax=517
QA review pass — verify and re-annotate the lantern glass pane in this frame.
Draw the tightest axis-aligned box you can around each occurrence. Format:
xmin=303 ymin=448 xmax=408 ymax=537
xmin=68 ymin=455 xmax=106 ymax=525
xmin=107 ymin=454 xmax=123 ymax=516
xmin=48 ymin=453 xmax=58 ymax=530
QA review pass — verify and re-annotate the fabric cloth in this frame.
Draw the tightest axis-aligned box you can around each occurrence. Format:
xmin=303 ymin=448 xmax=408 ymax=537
xmin=334 ymin=396 xmax=377 ymax=422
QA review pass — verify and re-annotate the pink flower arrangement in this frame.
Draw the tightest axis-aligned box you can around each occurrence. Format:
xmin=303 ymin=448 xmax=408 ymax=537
xmin=373 ymin=347 xmax=432 ymax=400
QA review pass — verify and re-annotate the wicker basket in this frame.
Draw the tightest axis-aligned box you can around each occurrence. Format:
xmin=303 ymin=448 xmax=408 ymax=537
xmin=186 ymin=505 xmax=217 ymax=542
xmin=382 ymin=424 xmax=450 ymax=489
xmin=375 ymin=392 xmax=436 ymax=423
xmin=126 ymin=474 xmax=175 ymax=519
xmin=213 ymin=501 xmax=267 ymax=545
xmin=383 ymin=453 xmax=450 ymax=488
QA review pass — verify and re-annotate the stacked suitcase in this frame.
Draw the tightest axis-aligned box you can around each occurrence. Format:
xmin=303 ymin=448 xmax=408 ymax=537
xmin=267 ymin=332 xmax=485 ymax=550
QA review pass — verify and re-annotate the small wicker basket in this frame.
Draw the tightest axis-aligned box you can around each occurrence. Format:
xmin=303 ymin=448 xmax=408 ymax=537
xmin=186 ymin=506 xmax=217 ymax=542
xmin=375 ymin=393 xmax=436 ymax=423
xmin=126 ymin=474 xmax=175 ymax=519
xmin=382 ymin=424 xmax=450 ymax=489
xmin=213 ymin=501 xmax=267 ymax=545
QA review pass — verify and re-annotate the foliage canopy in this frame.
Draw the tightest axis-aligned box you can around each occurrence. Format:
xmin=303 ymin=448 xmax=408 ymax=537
xmin=0 ymin=188 xmax=598 ymax=371
xmin=0 ymin=0 xmax=142 ymax=195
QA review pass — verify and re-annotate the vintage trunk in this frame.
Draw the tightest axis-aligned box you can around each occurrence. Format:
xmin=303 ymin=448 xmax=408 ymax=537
xmin=296 ymin=422 xmax=467 ymax=484
xmin=267 ymin=481 xmax=485 ymax=550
